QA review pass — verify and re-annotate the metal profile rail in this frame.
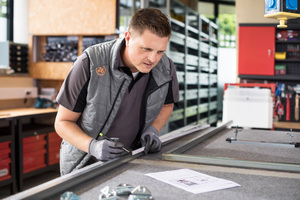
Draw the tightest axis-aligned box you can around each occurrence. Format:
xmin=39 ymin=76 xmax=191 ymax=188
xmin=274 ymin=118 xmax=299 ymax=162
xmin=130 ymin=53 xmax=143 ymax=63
xmin=164 ymin=121 xmax=233 ymax=154
xmin=162 ymin=120 xmax=300 ymax=173
xmin=162 ymin=154 xmax=300 ymax=173
xmin=5 ymin=124 xmax=209 ymax=200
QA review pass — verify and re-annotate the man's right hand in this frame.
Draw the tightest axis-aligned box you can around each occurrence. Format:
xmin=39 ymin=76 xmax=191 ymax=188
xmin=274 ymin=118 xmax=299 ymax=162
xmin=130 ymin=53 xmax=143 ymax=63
xmin=88 ymin=139 xmax=124 ymax=161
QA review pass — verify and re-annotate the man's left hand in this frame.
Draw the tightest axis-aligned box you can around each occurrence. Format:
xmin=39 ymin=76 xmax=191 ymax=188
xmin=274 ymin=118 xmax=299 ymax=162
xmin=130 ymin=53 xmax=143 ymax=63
xmin=140 ymin=126 xmax=161 ymax=154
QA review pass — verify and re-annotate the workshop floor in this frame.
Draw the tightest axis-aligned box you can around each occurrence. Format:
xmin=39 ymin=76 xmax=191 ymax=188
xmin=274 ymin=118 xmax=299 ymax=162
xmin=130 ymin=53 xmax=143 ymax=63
xmin=0 ymin=169 xmax=60 ymax=199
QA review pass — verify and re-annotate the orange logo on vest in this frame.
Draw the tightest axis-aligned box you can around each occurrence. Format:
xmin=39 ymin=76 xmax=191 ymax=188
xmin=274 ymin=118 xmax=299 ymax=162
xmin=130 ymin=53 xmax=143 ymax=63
xmin=96 ymin=66 xmax=106 ymax=76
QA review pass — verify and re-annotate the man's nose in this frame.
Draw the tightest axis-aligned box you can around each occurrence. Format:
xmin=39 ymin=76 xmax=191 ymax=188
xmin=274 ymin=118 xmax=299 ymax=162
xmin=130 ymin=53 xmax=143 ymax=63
xmin=148 ymin=52 xmax=158 ymax=63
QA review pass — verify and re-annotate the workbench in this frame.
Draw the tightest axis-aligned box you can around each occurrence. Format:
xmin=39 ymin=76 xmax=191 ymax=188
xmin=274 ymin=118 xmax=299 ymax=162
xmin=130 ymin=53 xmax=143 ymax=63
xmin=5 ymin=124 xmax=300 ymax=200
xmin=0 ymin=107 xmax=58 ymax=194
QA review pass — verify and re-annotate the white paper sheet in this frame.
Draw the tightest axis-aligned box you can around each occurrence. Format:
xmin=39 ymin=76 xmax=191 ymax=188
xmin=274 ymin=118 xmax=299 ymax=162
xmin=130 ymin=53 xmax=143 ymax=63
xmin=145 ymin=168 xmax=240 ymax=194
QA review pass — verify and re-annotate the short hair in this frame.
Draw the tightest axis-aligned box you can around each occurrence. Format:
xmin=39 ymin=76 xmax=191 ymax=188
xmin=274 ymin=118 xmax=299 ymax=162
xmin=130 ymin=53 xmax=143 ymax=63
xmin=128 ymin=8 xmax=171 ymax=38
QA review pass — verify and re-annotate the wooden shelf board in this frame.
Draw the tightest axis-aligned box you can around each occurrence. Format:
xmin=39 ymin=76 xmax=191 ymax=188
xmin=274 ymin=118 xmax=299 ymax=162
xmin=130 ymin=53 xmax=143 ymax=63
xmin=0 ymin=107 xmax=57 ymax=120
xmin=29 ymin=0 xmax=117 ymax=35
xmin=29 ymin=62 xmax=73 ymax=80
xmin=274 ymin=121 xmax=300 ymax=129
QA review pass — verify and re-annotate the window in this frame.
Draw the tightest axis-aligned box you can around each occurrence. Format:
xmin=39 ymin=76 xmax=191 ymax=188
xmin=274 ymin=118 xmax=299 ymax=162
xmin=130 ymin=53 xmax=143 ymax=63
xmin=218 ymin=4 xmax=236 ymax=48
xmin=0 ymin=0 xmax=7 ymax=41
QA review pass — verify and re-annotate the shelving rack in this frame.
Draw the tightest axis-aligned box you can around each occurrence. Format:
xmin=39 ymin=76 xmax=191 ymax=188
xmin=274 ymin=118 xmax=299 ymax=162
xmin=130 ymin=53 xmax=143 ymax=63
xmin=153 ymin=0 xmax=219 ymax=132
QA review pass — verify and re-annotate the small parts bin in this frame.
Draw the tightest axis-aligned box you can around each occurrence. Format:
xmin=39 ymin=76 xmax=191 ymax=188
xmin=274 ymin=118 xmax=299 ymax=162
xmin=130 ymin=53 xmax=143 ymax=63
xmin=23 ymin=134 xmax=47 ymax=173
xmin=223 ymin=83 xmax=275 ymax=129
xmin=0 ymin=141 xmax=11 ymax=181
xmin=48 ymin=132 xmax=62 ymax=165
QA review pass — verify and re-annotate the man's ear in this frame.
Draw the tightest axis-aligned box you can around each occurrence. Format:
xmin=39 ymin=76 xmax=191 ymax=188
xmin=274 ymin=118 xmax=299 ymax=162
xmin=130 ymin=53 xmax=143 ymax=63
xmin=124 ymin=31 xmax=131 ymax=46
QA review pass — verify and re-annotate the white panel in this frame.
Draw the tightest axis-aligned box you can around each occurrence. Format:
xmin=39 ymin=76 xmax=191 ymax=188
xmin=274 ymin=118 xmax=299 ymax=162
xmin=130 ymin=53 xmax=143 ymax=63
xmin=222 ymin=88 xmax=273 ymax=129
xmin=0 ymin=87 xmax=38 ymax=100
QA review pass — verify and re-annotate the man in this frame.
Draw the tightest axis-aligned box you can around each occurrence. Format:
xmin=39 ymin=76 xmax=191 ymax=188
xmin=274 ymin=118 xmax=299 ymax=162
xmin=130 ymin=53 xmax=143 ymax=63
xmin=55 ymin=8 xmax=179 ymax=175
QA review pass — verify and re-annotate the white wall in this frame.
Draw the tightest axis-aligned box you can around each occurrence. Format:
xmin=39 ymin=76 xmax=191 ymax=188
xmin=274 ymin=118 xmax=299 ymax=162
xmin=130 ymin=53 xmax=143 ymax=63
xmin=1 ymin=0 xmax=34 ymax=110
xmin=13 ymin=0 xmax=29 ymax=44
xmin=217 ymin=47 xmax=237 ymax=115
xmin=0 ymin=17 xmax=6 ymax=41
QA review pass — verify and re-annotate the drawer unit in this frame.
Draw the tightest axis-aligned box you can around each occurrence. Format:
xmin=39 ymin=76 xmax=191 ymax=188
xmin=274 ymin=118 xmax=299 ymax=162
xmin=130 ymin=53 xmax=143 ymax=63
xmin=210 ymin=74 xmax=218 ymax=85
xmin=179 ymin=90 xmax=184 ymax=102
xmin=49 ymin=145 xmax=60 ymax=165
xmin=0 ymin=158 xmax=11 ymax=181
xmin=23 ymin=149 xmax=47 ymax=174
xmin=199 ymin=103 xmax=209 ymax=113
xmin=209 ymin=114 xmax=218 ymax=123
xmin=200 ymin=42 xmax=209 ymax=53
xmin=23 ymin=134 xmax=47 ymax=173
xmin=186 ymin=105 xmax=198 ymax=117
xmin=198 ymin=117 xmax=208 ymax=125
xmin=186 ymin=72 xmax=198 ymax=85
xmin=199 ymin=88 xmax=209 ymax=98
xmin=170 ymin=32 xmax=185 ymax=46
xmin=210 ymin=46 xmax=218 ymax=56
xmin=0 ymin=141 xmax=11 ymax=182
xmin=48 ymin=132 xmax=62 ymax=165
xmin=200 ymin=57 xmax=209 ymax=68
xmin=186 ymin=54 xmax=198 ymax=66
xmin=169 ymin=51 xmax=185 ymax=64
xmin=186 ymin=89 xmax=198 ymax=100
xmin=169 ymin=109 xmax=184 ymax=122
xmin=199 ymin=74 xmax=209 ymax=85
xmin=210 ymin=60 xmax=217 ymax=70
xmin=0 ymin=141 xmax=11 ymax=160
xmin=210 ymin=88 xmax=218 ymax=97
xmin=176 ymin=71 xmax=185 ymax=84
xmin=210 ymin=101 xmax=218 ymax=110
xmin=187 ymin=37 xmax=199 ymax=50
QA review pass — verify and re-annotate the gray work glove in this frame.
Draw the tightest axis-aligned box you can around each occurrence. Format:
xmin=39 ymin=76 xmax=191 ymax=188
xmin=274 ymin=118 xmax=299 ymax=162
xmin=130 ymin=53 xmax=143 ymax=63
xmin=88 ymin=139 xmax=124 ymax=161
xmin=140 ymin=126 xmax=161 ymax=154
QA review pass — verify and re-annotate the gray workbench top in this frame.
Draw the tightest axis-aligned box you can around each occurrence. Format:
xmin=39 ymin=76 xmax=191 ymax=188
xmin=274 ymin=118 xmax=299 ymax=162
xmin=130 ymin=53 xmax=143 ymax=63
xmin=6 ymin=127 xmax=300 ymax=200
xmin=56 ymin=128 xmax=300 ymax=200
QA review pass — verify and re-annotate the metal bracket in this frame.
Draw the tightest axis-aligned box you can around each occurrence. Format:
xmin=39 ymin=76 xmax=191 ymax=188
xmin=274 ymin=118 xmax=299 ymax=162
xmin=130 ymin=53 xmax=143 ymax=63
xmin=226 ymin=125 xmax=242 ymax=142
xmin=116 ymin=183 xmax=134 ymax=196
xmin=226 ymin=128 xmax=299 ymax=148
xmin=99 ymin=186 xmax=117 ymax=200
xmin=128 ymin=186 xmax=152 ymax=200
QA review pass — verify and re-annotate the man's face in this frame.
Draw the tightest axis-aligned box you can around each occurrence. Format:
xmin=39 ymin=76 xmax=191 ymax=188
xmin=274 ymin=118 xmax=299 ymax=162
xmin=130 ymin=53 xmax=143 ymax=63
xmin=124 ymin=29 xmax=169 ymax=73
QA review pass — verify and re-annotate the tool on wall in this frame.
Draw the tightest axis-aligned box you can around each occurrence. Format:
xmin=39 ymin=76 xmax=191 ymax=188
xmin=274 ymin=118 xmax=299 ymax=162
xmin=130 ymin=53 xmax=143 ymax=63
xmin=286 ymin=93 xmax=291 ymax=121
xmin=295 ymin=94 xmax=299 ymax=121
xmin=275 ymin=96 xmax=285 ymax=120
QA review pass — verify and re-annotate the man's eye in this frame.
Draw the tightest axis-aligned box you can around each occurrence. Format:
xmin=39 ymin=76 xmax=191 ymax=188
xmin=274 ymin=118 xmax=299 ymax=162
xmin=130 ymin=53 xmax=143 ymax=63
xmin=143 ymin=48 xmax=150 ymax=51
xmin=158 ymin=51 xmax=164 ymax=54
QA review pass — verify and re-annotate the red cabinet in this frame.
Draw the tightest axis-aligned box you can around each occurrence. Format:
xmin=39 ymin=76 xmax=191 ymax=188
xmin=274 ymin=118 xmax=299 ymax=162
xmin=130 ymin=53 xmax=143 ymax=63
xmin=238 ymin=26 xmax=275 ymax=76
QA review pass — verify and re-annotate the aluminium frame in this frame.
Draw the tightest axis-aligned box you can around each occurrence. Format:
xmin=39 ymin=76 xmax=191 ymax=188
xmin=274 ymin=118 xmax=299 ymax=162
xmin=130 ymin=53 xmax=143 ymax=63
xmin=162 ymin=121 xmax=300 ymax=173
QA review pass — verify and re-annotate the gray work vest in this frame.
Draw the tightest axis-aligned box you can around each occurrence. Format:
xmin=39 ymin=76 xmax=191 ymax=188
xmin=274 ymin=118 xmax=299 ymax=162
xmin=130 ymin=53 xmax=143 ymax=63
xmin=60 ymin=38 xmax=173 ymax=175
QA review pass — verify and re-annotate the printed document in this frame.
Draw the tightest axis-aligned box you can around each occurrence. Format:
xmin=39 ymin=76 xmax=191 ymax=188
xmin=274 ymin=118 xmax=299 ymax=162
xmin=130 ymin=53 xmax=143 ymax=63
xmin=145 ymin=168 xmax=240 ymax=194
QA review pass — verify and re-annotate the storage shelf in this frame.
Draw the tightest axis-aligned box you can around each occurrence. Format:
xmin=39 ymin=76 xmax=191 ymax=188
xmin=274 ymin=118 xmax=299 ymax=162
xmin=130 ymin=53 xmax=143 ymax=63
xmin=274 ymin=121 xmax=300 ymax=130
xmin=275 ymin=59 xmax=300 ymax=62
xmin=171 ymin=18 xmax=185 ymax=28
xmin=200 ymin=32 xmax=209 ymax=39
xmin=165 ymin=0 xmax=218 ymax=132
xmin=239 ymin=74 xmax=300 ymax=81
xmin=187 ymin=25 xmax=199 ymax=34
xmin=276 ymin=41 xmax=300 ymax=44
